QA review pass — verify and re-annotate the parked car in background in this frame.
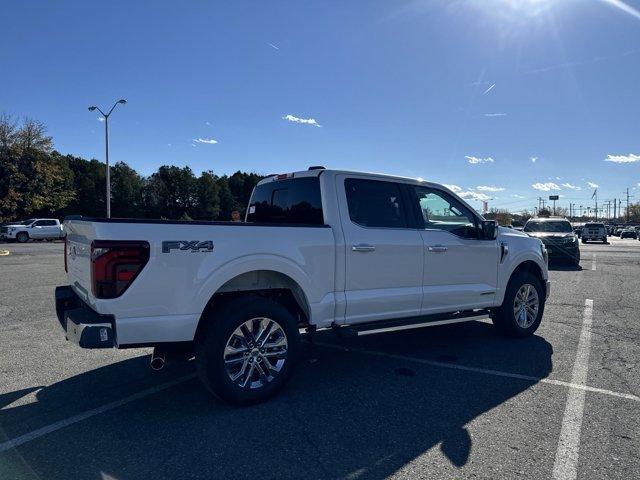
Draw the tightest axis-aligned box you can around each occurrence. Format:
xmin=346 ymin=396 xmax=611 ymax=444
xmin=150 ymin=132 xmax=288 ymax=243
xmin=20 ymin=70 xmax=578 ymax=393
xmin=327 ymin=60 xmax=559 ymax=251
xmin=0 ymin=218 xmax=64 ymax=243
xmin=614 ymin=227 xmax=624 ymax=236
xmin=55 ymin=168 xmax=550 ymax=405
xmin=620 ymin=228 xmax=638 ymax=239
xmin=581 ymin=222 xmax=607 ymax=244
xmin=524 ymin=217 xmax=580 ymax=265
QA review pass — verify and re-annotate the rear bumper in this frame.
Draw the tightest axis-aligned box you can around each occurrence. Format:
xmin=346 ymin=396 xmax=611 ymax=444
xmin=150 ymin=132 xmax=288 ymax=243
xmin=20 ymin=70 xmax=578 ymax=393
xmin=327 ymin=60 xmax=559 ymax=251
xmin=55 ymin=286 xmax=115 ymax=349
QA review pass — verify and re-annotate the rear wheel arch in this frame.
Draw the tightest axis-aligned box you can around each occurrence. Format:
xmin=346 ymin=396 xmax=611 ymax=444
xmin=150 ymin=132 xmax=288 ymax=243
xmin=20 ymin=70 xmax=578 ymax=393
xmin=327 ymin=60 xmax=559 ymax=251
xmin=194 ymin=270 xmax=311 ymax=342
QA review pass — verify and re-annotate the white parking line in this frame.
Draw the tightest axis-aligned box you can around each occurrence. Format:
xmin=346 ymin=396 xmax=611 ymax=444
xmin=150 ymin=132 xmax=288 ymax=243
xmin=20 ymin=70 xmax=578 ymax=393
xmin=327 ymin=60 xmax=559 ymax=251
xmin=591 ymin=254 xmax=596 ymax=271
xmin=316 ymin=341 xmax=639 ymax=402
xmin=0 ymin=374 xmax=196 ymax=454
xmin=552 ymin=299 xmax=593 ymax=480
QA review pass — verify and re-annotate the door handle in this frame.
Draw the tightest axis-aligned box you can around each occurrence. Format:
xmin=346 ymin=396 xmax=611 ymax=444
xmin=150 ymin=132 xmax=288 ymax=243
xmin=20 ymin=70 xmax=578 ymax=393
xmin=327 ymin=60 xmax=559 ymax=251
xmin=352 ymin=244 xmax=375 ymax=252
xmin=427 ymin=245 xmax=448 ymax=253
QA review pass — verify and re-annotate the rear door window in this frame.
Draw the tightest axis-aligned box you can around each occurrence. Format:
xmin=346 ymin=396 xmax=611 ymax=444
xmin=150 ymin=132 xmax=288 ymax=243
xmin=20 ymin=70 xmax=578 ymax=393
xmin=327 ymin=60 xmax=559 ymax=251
xmin=344 ymin=178 xmax=408 ymax=228
xmin=247 ymin=177 xmax=324 ymax=225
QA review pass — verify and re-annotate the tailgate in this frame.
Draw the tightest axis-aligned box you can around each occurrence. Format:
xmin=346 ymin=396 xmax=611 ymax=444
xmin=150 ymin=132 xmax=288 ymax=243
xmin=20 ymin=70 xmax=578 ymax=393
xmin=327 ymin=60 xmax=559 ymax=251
xmin=65 ymin=220 xmax=96 ymax=304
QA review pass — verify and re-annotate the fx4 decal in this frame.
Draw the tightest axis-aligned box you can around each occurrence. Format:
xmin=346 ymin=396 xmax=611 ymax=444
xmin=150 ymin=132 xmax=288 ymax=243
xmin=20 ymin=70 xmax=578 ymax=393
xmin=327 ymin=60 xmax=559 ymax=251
xmin=162 ymin=240 xmax=214 ymax=253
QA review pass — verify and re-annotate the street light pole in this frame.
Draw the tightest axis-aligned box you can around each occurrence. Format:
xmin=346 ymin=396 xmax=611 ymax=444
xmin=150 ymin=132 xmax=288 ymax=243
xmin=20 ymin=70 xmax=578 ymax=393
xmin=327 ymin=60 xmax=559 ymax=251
xmin=88 ymin=99 xmax=127 ymax=218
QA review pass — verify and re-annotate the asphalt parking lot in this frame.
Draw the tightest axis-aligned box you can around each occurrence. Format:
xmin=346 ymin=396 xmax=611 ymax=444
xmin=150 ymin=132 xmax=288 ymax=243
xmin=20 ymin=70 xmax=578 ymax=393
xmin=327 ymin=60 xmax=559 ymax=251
xmin=1 ymin=238 xmax=639 ymax=479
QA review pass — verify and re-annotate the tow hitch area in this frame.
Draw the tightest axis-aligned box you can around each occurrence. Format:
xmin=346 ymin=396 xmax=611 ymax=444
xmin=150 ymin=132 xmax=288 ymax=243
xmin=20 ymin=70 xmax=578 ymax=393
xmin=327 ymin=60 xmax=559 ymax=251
xmin=55 ymin=286 xmax=115 ymax=349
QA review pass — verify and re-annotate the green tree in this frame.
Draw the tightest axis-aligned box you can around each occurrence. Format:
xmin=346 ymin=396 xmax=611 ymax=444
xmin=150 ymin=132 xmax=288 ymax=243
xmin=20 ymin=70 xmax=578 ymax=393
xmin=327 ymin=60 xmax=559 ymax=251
xmin=111 ymin=161 xmax=146 ymax=218
xmin=216 ymin=176 xmax=235 ymax=221
xmin=627 ymin=203 xmax=640 ymax=223
xmin=194 ymin=171 xmax=221 ymax=220
xmin=65 ymin=157 xmax=106 ymax=217
xmin=146 ymin=165 xmax=197 ymax=219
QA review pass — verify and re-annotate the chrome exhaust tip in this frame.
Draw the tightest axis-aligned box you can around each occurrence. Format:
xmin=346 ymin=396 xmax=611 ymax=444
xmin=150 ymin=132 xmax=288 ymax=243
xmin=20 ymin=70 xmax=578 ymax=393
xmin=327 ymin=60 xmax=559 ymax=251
xmin=150 ymin=348 xmax=166 ymax=371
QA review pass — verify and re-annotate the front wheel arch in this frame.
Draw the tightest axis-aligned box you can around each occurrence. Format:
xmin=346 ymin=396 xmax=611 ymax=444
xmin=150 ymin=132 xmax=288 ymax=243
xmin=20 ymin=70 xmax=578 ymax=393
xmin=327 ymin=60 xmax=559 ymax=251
xmin=506 ymin=260 xmax=545 ymax=293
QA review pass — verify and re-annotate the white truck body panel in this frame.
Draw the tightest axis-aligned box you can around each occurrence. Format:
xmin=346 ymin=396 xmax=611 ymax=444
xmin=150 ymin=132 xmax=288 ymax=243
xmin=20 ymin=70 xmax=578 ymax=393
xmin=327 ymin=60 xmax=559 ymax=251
xmin=63 ymin=169 xmax=549 ymax=347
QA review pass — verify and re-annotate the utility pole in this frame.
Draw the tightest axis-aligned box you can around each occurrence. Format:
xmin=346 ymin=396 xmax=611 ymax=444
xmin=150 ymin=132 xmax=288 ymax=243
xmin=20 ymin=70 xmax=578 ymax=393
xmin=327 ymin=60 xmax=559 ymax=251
xmin=626 ymin=188 xmax=631 ymax=223
xmin=613 ymin=199 xmax=617 ymax=221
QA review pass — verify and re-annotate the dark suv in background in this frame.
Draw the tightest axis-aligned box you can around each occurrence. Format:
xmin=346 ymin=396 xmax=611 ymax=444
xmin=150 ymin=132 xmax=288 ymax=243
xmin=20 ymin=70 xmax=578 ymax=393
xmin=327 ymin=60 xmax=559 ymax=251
xmin=524 ymin=217 xmax=580 ymax=266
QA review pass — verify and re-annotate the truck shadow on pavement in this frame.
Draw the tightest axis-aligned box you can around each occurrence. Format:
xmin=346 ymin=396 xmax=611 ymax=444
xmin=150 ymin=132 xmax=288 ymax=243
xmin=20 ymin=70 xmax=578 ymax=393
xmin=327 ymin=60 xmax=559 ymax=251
xmin=548 ymin=262 xmax=582 ymax=271
xmin=0 ymin=322 xmax=553 ymax=480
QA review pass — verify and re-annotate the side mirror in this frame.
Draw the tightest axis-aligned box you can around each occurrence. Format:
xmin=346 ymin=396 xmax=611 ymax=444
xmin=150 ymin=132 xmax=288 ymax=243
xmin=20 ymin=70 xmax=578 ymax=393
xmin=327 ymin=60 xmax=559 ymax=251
xmin=481 ymin=220 xmax=498 ymax=240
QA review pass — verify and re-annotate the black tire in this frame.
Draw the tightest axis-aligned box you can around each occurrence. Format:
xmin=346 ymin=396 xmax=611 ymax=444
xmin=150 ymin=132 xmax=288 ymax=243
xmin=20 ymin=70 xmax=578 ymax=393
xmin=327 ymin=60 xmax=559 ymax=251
xmin=492 ymin=271 xmax=545 ymax=338
xmin=581 ymin=239 xmax=587 ymax=244
xmin=570 ymin=251 xmax=581 ymax=266
xmin=195 ymin=296 xmax=300 ymax=405
xmin=16 ymin=232 xmax=29 ymax=243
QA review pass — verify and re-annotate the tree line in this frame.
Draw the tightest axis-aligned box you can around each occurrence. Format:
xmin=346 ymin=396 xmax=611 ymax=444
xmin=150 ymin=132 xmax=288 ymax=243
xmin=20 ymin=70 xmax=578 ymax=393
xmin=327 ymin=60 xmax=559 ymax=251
xmin=0 ymin=114 xmax=264 ymax=223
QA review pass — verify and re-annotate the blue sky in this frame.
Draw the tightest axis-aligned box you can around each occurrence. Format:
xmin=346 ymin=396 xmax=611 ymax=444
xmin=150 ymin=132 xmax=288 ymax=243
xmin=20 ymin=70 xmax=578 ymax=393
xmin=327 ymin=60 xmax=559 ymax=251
xmin=2 ymin=0 xmax=640 ymax=213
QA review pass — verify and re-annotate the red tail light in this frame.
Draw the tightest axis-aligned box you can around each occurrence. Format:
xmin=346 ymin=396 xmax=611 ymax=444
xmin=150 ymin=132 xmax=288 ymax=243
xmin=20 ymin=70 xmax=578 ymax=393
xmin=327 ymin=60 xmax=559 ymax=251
xmin=91 ymin=240 xmax=150 ymax=299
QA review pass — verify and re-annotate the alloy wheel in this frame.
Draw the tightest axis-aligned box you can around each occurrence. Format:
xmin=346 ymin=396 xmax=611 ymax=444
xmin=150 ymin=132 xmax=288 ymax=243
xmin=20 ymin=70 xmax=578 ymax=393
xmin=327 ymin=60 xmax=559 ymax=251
xmin=223 ymin=317 xmax=288 ymax=389
xmin=512 ymin=283 xmax=539 ymax=328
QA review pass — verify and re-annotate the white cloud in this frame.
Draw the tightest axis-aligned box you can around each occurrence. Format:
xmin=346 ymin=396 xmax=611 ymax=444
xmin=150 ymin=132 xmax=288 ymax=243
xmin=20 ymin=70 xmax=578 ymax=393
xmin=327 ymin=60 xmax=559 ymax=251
xmin=443 ymin=184 xmax=490 ymax=201
xmin=604 ymin=153 xmax=640 ymax=163
xmin=483 ymin=113 xmax=507 ymax=117
xmin=205 ymin=121 xmax=211 ymax=126
xmin=512 ymin=194 xmax=526 ymax=199
xmin=531 ymin=156 xmax=538 ymax=163
xmin=459 ymin=191 xmax=491 ymax=202
xmin=282 ymin=114 xmax=321 ymax=127
xmin=477 ymin=185 xmax=505 ymax=192
xmin=561 ymin=183 xmax=581 ymax=190
xmin=532 ymin=182 xmax=561 ymax=192
xmin=268 ymin=42 xmax=280 ymax=50
xmin=465 ymin=155 xmax=494 ymax=165
xmin=193 ymin=138 xmax=218 ymax=144
xmin=587 ymin=181 xmax=599 ymax=188
xmin=97 ymin=117 xmax=105 ymax=122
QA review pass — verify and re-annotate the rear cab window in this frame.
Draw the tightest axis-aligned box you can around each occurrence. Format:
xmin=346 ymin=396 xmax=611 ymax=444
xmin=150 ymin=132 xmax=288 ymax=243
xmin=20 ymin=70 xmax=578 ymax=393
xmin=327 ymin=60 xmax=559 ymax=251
xmin=247 ymin=176 xmax=324 ymax=225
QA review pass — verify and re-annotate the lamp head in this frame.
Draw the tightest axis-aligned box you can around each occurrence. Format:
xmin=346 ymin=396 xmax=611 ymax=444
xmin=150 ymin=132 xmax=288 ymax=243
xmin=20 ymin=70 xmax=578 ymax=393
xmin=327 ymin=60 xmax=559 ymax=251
xmin=88 ymin=106 xmax=97 ymax=111
xmin=117 ymin=99 xmax=127 ymax=105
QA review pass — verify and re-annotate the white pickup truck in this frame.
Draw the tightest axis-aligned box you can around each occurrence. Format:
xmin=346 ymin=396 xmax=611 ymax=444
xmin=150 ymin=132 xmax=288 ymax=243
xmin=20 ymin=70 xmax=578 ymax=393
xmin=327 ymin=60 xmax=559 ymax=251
xmin=55 ymin=168 xmax=550 ymax=404
xmin=1 ymin=218 xmax=64 ymax=242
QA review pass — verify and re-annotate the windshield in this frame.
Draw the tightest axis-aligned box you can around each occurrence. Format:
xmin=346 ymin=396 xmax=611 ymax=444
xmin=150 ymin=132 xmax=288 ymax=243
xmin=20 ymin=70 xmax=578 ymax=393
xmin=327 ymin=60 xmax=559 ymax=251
xmin=524 ymin=220 xmax=572 ymax=233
